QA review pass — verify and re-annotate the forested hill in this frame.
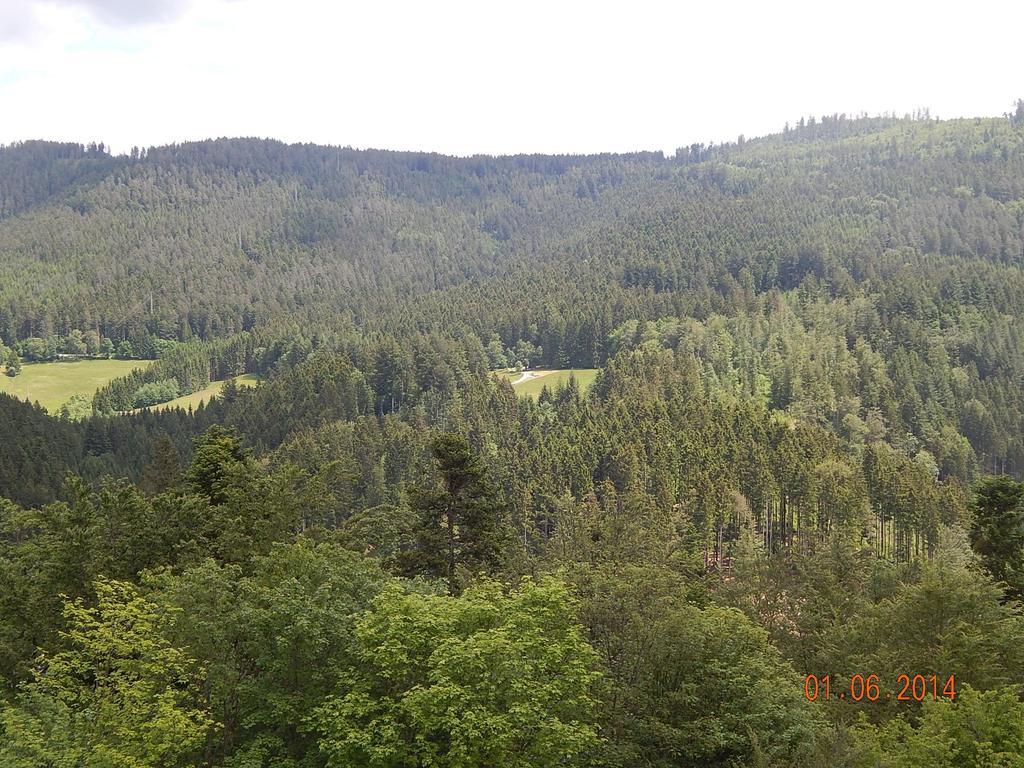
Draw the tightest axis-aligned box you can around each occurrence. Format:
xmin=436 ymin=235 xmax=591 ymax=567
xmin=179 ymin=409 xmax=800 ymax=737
xmin=4 ymin=112 xmax=1024 ymax=766
xmin=3 ymin=114 xmax=1024 ymax=475
xmin=3 ymin=115 xmax=1023 ymax=350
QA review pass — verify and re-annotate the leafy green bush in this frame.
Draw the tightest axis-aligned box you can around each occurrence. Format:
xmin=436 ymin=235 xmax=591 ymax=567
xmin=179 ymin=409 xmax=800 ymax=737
xmin=131 ymin=378 xmax=180 ymax=408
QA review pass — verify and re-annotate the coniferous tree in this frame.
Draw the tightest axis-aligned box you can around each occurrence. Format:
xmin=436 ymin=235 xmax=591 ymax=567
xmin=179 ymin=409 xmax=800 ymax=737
xmin=969 ymin=476 xmax=1024 ymax=597
xmin=184 ymin=425 xmax=248 ymax=505
xmin=140 ymin=433 xmax=183 ymax=495
xmin=403 ymin=433 xmax=506 ymax=590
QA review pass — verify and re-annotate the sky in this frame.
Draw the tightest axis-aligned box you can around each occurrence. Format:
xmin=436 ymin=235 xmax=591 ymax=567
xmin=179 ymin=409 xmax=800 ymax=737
xmin=1 ymin=0 xmax=1022 ymax=157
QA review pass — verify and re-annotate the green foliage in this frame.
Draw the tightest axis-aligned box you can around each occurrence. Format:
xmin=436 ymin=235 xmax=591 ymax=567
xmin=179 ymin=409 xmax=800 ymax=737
xmin=0 ymin=477 xmax=192 ymax=685
xmin=970 ymin=475 xmax=1024 ymax=597
xmin=0 ymin=579 xmax=212 ymax=767
xmin=4 ymin=348 xmax=20 ymax=376
xmin=485 ymin=334 xmax=508 ymax=369
xmin=61 ymin=329 xmax=87 ymax=356
xmin=512 ymin=339 xmax=543 ymax=369
xmin=18 ymin=337 xmax=54 ymax=362
xmin=132 ymin=377 xmax=181 ymax=408
xmin=58 ymin=393 xmax=92 ymax=420
xmin=3 ymin=118 xmax=1024 ymax=767
xmin=97 ymin=337 xmax=250 ymax=412
xmin=624 ymin=604 xmax=820 ymax=767
xmin=139 ymin=433 xmax=183 ymax=495
xmin=310 ymin=577 xmax=600 ymax=768
xmin=185 ymin=425 xmax=250 ymax=505
xmin=403 ymin=433 xmax=507 ymax=590
xmin=147 ymin=540 xmax=388 ymax=766
xmin=573 ymin=563 xmax=820 ymax=767
xmin=847 ymin=685 xmax=1024 ymax=767
xmin=176 ymin=427 xmax=315 ymax=564
xmin=338 ymin=503 xmax=417 ymax=570
xmin=0 ymin=393 xmax=84 ymax=507
xmin=839 ymin=554 xmax=1024 ymax=697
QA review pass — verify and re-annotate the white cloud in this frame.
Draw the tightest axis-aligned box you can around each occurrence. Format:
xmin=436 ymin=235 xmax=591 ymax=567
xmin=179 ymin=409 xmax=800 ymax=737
xmin=0 ymin=0 xmax=193 ymax=42
xmin=0 ymin=0 xmax=42 ymax=41
xmin=51 ymin=0 xmax=194 ymax=25
xmin=1 ymin=0 xmax=1022 ymax=155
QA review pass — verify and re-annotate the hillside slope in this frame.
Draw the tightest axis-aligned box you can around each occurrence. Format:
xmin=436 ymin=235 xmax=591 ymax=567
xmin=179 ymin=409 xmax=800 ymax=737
xmin=3 ymin=115 xmax=1023 ymax=477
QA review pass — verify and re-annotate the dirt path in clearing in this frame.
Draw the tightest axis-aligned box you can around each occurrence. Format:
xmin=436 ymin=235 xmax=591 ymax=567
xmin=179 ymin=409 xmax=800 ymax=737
xmin=511 ymin=370 xmax=552 ymax=385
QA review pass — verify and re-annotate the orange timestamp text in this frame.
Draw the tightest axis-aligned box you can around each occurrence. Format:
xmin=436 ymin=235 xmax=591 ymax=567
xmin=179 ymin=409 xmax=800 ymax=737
xmin=803 ymin=673 xmax=956 ymax=703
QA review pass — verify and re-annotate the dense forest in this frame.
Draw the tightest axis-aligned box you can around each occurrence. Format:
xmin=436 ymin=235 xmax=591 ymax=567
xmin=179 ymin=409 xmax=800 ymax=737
xmin=2 ymin=110 xmax=1024 ymax=766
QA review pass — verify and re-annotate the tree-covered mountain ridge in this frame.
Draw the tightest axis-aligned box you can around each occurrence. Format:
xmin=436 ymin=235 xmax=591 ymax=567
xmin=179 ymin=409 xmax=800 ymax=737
xmin=4 ymin=110 xmax=1024 ymax=766
xmin=2 ymin=113 xmax=1023 ymax=342
xmin=4 ymin=112 xmax=1024 ymax=480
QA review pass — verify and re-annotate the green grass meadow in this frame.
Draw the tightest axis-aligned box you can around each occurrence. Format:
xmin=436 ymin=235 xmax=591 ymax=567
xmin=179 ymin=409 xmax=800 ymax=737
xmin=0 ymin=358 xmax=151 ymax=413
xmin=141 ymin=373 xmax=262 ymax=412
xmin=499 ymin=368 xmax=599 ymax=399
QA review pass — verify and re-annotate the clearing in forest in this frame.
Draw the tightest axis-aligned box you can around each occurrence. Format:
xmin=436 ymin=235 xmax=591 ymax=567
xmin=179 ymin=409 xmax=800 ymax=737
xmin=0 ymin=358 xmax=152 ymax=413
xmin=141 ymin=373 xmax=262 ymax=412
xmin=497 ymin=368 xmax=599 ymax=399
